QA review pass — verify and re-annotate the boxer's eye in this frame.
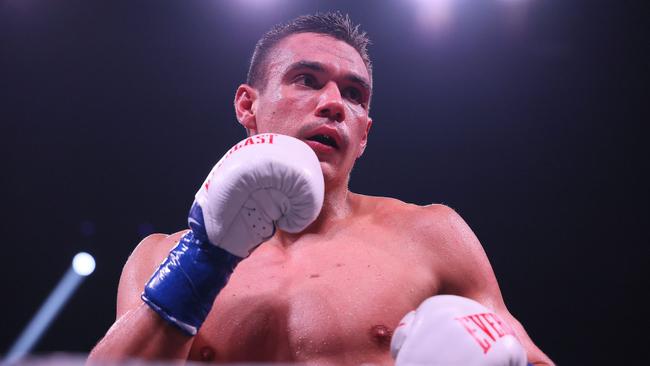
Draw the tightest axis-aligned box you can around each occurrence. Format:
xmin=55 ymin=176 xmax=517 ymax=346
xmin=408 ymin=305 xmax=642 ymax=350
xmin=295 ymin=74 xmax=318 ymax=88
xmin=343 ymin=87 xmax=363 ymax=104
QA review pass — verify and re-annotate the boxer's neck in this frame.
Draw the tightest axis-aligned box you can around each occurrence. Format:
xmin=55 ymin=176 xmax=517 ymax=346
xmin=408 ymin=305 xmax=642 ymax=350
xmin=317 ymin=182 xmax=354 ymax=224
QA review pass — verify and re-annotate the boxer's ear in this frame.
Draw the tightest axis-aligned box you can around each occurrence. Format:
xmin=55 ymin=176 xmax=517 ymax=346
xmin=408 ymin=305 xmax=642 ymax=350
xmin=234 ymin=84 xmax=258 ymax=136
xmin=358 ymin=118 xmax=372 ymax=158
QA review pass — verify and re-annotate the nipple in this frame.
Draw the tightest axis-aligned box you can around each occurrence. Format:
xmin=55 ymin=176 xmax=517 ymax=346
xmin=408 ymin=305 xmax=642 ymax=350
xmin=200 ymin=346 xmax=215 ymax=361
xmin=370 ymin=324 xmax=393 ymax=348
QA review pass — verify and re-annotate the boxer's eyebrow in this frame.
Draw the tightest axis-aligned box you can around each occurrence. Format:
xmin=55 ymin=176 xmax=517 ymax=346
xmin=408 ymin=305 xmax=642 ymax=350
xmin=285 ymin=60 xmax=326 ymax=75
xmin=285 ymin=60 xmax=371 ymax=93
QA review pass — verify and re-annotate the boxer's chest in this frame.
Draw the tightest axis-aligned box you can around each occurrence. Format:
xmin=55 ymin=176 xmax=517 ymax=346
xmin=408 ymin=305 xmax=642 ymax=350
xmin=189 ymin=224 xmax=436 ymax=363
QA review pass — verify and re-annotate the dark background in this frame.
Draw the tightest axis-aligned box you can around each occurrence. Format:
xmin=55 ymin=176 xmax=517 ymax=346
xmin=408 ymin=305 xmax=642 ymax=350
xmin=1 ymin=0 xmax=646 ymax=364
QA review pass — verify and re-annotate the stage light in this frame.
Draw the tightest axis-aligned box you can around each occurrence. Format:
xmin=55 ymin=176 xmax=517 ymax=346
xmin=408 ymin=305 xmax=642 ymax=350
xmin=410 ymin=0 xmax=455 ymax=32
xmin=4 ymin=252 xmax=96 ymax=364
xmin=72 ymin=252 xmax=96 ymax=276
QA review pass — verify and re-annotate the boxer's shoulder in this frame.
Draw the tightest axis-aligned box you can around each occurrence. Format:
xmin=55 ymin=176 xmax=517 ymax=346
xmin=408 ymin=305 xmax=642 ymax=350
xmin=357 ymin=193 xmax=460 ymax=233
xmin=359 ymin=194 xmax=484 ymax=262
xmin=354 ymin=193 xmax=427 ymax=217
xmin=407 ymin=204 xmax=489 ymax=266
xmin=397 ymin=203 xmax=471 ymax=258
xmin=116 ymin=230 xmax=190 ymax=318
xmin=407 ymin=206 xmax=499 ymax=298
xmin=391 ymin=202 xmax=470 ymax=244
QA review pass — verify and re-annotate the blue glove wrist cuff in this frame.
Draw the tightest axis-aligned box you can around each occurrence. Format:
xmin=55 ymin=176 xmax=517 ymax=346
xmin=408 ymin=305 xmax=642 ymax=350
xmin=142 ymin=207 xmax=242 ymax=336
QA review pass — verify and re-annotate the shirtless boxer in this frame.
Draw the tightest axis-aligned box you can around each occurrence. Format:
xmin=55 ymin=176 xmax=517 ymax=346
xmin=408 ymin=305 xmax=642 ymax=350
xmin=88 ymin=12 xmax=554 ymax=365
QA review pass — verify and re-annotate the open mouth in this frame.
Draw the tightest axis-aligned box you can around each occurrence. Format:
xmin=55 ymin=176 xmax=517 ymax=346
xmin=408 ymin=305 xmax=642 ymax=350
xmin=306 ymin=134 xmax=339 ymax=149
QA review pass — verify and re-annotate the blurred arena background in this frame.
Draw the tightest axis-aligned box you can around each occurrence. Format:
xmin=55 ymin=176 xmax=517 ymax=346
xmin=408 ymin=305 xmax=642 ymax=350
xmin=1 ymin=0 xmax=646 ymax=364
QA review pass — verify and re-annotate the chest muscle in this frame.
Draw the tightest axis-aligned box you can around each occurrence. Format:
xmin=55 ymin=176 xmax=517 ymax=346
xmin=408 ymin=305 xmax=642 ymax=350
xmin=189 ymin=228 xmax=434 ymax=363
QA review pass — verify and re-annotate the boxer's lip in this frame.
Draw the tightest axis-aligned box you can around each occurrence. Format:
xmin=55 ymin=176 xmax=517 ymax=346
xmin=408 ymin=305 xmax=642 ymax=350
xmin=304 ymin=126 xmax=342 ymax=150
xmin=305 ymin=139 xmax=337 ymax=154
xmin=306 ymin=134 xmax=338 ymax=149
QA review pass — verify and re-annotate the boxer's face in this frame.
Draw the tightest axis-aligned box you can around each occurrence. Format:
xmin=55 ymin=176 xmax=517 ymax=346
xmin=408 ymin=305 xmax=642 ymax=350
xmin=235 ymin=32 xmax=373 ymax=186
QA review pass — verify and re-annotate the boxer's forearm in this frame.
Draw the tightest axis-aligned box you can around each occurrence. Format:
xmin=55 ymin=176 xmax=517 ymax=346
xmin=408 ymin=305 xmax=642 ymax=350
xmin=87 ymin=303 xmax=193 ymax=363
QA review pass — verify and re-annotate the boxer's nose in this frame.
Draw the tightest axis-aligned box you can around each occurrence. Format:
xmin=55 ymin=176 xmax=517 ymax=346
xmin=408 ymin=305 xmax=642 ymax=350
xmin=315 ymin=81 xmax=346 ymax=122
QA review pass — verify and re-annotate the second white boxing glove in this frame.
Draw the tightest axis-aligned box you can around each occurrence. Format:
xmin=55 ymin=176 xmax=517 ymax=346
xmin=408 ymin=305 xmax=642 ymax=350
xmin=391 ymin=295 xmax=527 ymax=366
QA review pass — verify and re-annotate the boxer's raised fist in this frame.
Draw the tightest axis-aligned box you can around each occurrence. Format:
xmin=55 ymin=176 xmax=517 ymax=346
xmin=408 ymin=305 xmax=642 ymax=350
xmin=192 ymin=133 xmax=324 ymax=257
xmin=142 ymin=134 xmax=324 ymax=335
xmin=391 ymin=295 xmax=526 ymax=366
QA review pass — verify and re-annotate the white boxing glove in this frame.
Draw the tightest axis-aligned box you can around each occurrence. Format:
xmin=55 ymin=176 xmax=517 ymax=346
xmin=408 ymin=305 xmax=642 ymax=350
xmin=142 ymin=134 xmax=324 ymax=335
xmin=391 ymin=295 xmax=527 ymax=366
xmin=193 ymin=133 xmax=324 ymax=257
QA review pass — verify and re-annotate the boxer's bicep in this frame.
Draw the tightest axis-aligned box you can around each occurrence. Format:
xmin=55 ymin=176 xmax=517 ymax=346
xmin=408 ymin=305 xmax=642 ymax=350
xmin=423 ymin=206 xmax=554 ymax=365
xmin=419 ymin=204 xmax=500 ymax=300
xmin=116 ymin=231 xmax=187 ymax=319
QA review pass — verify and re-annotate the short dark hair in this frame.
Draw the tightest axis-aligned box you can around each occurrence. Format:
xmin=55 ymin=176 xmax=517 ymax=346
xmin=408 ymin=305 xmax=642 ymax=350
xmin=247 ymin=11 xmax=372 ymax=92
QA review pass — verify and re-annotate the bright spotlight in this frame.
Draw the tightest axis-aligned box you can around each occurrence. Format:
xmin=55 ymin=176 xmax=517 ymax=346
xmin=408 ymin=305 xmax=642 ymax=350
xmin=411 ymin=0 xmax=455 ymax=32
xmin=5 ymin=251 xmax=96 ymax=364
xmin=72 ymin=252 xmax=96 ymax=276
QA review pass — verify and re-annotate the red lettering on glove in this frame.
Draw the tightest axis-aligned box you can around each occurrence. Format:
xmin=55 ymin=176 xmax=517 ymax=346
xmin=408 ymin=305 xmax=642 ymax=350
xmin=218 ymin=134 xmax=278 ymax=168
xmin=456 ymin=312 xmax=516 ymax=354
xmin=203 ymin=134 xmax=279 ymax=192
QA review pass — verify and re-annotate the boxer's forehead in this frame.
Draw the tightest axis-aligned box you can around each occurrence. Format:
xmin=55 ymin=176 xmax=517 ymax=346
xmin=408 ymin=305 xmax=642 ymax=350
xmin=265 ymin=32 xmax=370 ymax=87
